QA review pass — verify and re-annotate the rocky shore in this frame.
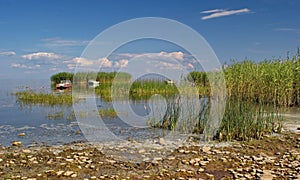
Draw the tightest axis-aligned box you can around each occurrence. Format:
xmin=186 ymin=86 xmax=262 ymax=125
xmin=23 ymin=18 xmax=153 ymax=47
xmin=0 ymin=132 xmax=299 ymax=180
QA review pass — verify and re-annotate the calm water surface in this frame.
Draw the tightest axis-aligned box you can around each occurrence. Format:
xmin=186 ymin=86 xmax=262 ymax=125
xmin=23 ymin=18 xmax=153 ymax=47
xmin=0 ymin=79 xmax=165 ymax=147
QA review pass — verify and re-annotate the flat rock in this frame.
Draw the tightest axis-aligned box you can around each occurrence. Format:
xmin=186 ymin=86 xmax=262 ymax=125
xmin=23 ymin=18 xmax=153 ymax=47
xmin=56 ymin=170 xmax=64 ymax=176
xmin=260 ymin=170 xmax=274 ymax=179
xmin=22 ymin=149 xmax=31 ymax=153
xmin=18 ymin=133 xmax=25 ymax=137
xmin=158 ymin=137 xmax=165 ymax=145
xmin=63 ymin=171 xmax=74 ymax=176
xmin=202 ymin=146 xmax=211 ymax=153
xmin=12 ymin=141 xmax=22 ymax=146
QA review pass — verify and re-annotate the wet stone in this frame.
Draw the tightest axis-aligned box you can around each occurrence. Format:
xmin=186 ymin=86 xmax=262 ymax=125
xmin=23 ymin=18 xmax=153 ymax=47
xmin=63 ymin=171 xmax=74 ymax=176
xmin=18 ymin=133 xmax=26 ymax=137
xmin=12 ymin=141 xmax=22 ymax=146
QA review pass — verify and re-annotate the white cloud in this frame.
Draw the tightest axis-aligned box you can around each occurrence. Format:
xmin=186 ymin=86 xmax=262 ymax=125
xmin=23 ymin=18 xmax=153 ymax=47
xmin=111 ymin=51 xmax=197 ymax=71
xmin=67 ymin=57 xmax=114 ymax=69
xmin=274 ymin=28 xmax=296 ymax=32
xmin=50 ymin=67 xmax=59 ymax=71
xmin=158 ymin=51 xmax=184 ymax=61
xmin=116 ymin=51 xmax=185 ymax=61
xmin=21 ymin=52 xmax=62 ymax=60
xmin=67 ymin=64 xmax=75 ymax=70
xmin=72 ymin=57 xmax=93 ymax=66
xmin=201 ymin=9 xmax=225 ymax=14
xmin=187 ymin=63 xmax=194 ymax=69
xmin=114 ymin=59 xmax=128 ymax=68
xmin=11 ymin=63 xmax=40 ymax=69
xmin=65 ymin=51 xmax=192 ymax=71
xmin=99 ymin=57 xmax=112 ymax=68
xmin=158 ymin=62 xmax=182 ymax=70
xmin=0 ymin=51 xmax=16 ymax=56
xmin=41 ymin=38 xmax=89 ymax=47
xmin=201 ymin=8 xmax=251 ymax=20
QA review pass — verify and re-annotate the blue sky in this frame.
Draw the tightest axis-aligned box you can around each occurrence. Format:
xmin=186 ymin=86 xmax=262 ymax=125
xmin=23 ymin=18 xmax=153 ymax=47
xmin=0 ymin=0 xmax=299 ymax=79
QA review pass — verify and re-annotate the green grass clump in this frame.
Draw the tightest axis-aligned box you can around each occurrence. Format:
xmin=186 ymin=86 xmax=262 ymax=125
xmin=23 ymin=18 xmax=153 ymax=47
xmin=217 ymin=99 xmax=282 ymax=141
xmin=98 ymin=108 xmax=118 ymax=117
xmin=15 ymin=91 xmax=75 ymax=106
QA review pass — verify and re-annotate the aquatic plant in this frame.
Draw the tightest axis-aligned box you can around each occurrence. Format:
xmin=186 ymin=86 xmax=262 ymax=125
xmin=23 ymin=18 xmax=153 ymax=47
xmin=98 ymin=108 xmax=118 ymax=117
xmin=189 ymin=51 xmax=300 ymax=107
xmin=14 ymin=91 xmax=76 ymax=106
xmin=217 ymin=98 xmax=282 ymax=141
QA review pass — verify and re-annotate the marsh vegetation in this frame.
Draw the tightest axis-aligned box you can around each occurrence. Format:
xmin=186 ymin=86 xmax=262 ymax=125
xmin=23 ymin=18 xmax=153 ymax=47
xmin=14 ymin=50 xmax=300 ymax=141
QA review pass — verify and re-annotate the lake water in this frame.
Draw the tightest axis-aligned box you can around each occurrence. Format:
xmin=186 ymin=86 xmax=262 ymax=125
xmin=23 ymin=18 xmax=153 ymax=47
xmin=0 ymin=79 xmax=83 ymax=146
xmin=0 ymin=79 xmax=299 ymax=147
xmin=0 ymin=79 xmax=168 ymax=147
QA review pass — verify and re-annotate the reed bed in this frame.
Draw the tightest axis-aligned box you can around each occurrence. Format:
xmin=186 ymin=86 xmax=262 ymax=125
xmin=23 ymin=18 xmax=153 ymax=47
xmin=224 ymin=56 xmax=300 ymax=107
xmin=148 ymin=96 xmax=282 ymax=141
xmin=217 ymin=98 xmax=282 ymax=141
xmin=94 ymin=79 xmax=179 ymax=101
xmin=14 ymin=91 xmax=74 ymax=106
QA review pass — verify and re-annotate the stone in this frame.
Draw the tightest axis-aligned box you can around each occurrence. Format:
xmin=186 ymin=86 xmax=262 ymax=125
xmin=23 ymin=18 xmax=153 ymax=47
xmin=143 ymin=157 xmax=150 ymax=161
xmin=158 ymin=137 xmax=165 ymax=145
xmin=107 ymin=159 xmax=116 ymax=164
xmin=206 ymin=173 xmax=214 ymax=179
xmin=45 ymin=170 xmax=55 ymax=174
xmin=191 ymin=150 xmax=198 ymax=154
xmin=200 ymin=161 xmax=209 ymax=166
xmin=63 ymin=171 xmax=74 ymax=176
xmin=198 ymin=168 xmax=205 ymax=173
xmin=71 ymin=174 xmax=77 ymax=178
xmin=189 ymin=159 xmax=196 ymax=165
xmin=138 ymin=149 xmax=146 ymax=154
xmin=202 ymin=146 xmax=211 ymax=153
xmin=244 ymin=174 xmax=252 ymax=179
xmin=252 ymin=156 xmax=264 ymax=161
xmin=56 ymin=170 xmax=64 ymax=176
xmin=178 ymin=149 xmax=185 ymax=153
xmin=12 ymin=141 xmax=22 ymax=146
xmin=261 ymin=170 xmax=274 ymax=179
xmin=18 ymin=133 xmax=26 ymax=136
xmin=22 ymin=149 xmax=31 ymax=153
xmin=194 ymin=158 xmax=201 ymax=162
xmin=65 ymin=158 xmax=74 ymax=163
xmin=167 ymin=156 xmax=175 ymax=160
xmin=152 ymin=157 xmax=163 ymax=163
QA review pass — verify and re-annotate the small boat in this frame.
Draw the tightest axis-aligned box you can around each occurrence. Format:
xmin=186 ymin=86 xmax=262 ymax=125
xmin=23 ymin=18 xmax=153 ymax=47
xmin=88 ymin=80 xmax=100 ymax=87
xmin=56 ymin=80 xmax=72 ymax=90
xmin=165 ymin=79 xmax=174 ymax=84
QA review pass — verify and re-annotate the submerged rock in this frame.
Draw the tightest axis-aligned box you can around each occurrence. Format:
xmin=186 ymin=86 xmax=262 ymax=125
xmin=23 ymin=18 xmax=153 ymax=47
xmin=12 ymin=141 xmax=22 ymax=146
xmin=18 ymin=133 xmax=26 ymax=137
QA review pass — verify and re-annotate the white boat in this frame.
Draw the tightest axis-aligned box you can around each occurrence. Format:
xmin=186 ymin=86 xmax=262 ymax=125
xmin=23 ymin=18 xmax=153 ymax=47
xmin=56 ymin=80 xmax=72 ymax=90
xmin=88 ymin=80 xmax=100 ymax=87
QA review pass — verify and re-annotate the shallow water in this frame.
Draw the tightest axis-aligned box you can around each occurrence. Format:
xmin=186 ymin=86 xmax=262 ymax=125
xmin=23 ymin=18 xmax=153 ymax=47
xmin=0 ymin=79 xmax=168 ymax=147
xmin=0 ymin=79 xmax=84 ymax=146
xmin=0 ymin=79 xmax=299 ymax=147
xmin=280 ymin=107 xmax=300 ymax=132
